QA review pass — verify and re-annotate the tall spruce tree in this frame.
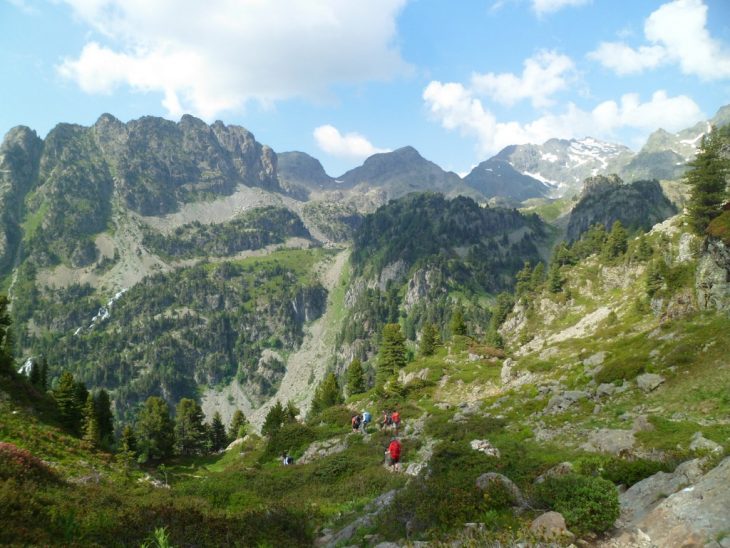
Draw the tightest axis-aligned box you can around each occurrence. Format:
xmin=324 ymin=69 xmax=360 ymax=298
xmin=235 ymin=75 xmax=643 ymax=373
xmin=0 ymin=295 xmax=11 ymax=376
xmin=94 ymin=389 xmax=115 ymax=448
xmin=311 ymin=372 xmax=344 ymax=415
xmin=53 ymin=372 xmax=84 ymax=436
xmin=346 ymin=358 xmax=366 ymax=396
xmin=376 ymin=323 xmax=406 ymax=387
xmin=548 ymin=263 xmax=563 ymax=293
xmin=228 ymin=410 xmax=247 ymax=442
xmin=419 ymin=323 xmax=437 ymax=356
xmin=603 ymin=220 xmax=629 ymax=260
xmin=209 ymin=411 xmax=227 ymax=452
xmin=82 ymin=393 xmax=101 ymax=447
xmin=686 ymin=126 xmax=730 ymax=234
xmin=136 ymin=396 xmax=175 ymax=462
xmin=174 ymin=398 xmax=207 ymax=456
xmin=449 ymin=308 xmax=466 ymax=337
xmin=262 ymin=401 xmax=285 ymax=438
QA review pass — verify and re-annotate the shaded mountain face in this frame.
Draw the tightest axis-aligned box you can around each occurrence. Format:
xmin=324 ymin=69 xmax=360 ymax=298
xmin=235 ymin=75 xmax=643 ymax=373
xmin=566 ymin=175 xmax=677 ymax=242
xmin=337 ymin=146 xmax=476 ymax=201
xmin=277 ymin=151 xmax=336 ymax=197
xmin=462 ymin=157 xmax=550 ymax=202
xmin=497 ymin=138 xmax=634 ymax=197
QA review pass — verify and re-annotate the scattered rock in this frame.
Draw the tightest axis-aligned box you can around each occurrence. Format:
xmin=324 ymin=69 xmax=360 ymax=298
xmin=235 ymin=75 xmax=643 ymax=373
xmin=583 ymin=351 xmax=607 ymax=367
xmin=434 ymin=402 xmax=452 ymax=410
xmin=317 ymin=490 xmax=398 ymax=547
xmin=636 ymin=373 xmax=665 ymax=393
xmin=475 ymin=472 xmax=525 ymax=508
xmin=534 ymin=462 xmax=574 ymax=484
xmin=467 ymin=353 xmax=480 ymax=362
xmin=689 ymin=432 xmax=723 ymax=455
xmin=452 ymin=402 xmax=482 ymax=422
xmin=596 ymin=383 xmax=617 ymax=398
xmin=69 ymin=471 xmax=103 ymax=485
xmin=581 ymin=429 xmax=635 ymax=455
xmin=470 ymin=439 xmax=500 ymax=458
xmin=500 ymin=358 xmax=515 ymax=384
xmin=530 ymin=511 xmax=573 ymax=541
xmin=398 ymin=367 xmax=429 ymax=385
xmin=298 ymin=436 xmax=348 ymax=465
xmin=545 ymin=390 xmax=588 ymax=414
xmin=631 ymin=415 xmax=654 ymax=433
xmin=225 ymin=437 xmax=246 ymax=451
xmin=138 ymin=474 xmax=170 ymax=489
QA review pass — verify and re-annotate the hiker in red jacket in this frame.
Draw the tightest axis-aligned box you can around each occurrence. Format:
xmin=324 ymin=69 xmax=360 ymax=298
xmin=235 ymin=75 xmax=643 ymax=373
xmin=391 ymin=409 xmax=401 ymax=433
xmin=385 ymin=437 xmax=401 ymax=467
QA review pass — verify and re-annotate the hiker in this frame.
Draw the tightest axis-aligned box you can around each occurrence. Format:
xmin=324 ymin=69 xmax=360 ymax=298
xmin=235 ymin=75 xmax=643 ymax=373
xmin=351 ymin=413 xmax=362 ymax=432
xmin=391 ymin=408 xmax=401 ymax=433
xmin=281 ymin=452 xmax=294 ymax=465
xmin=379 ymin=410 xmax=392 ymax=430
xmin=385 ymin=437 xmax=401 ymax=468
xmin=361 ymin=410 xmax=372 ymax=433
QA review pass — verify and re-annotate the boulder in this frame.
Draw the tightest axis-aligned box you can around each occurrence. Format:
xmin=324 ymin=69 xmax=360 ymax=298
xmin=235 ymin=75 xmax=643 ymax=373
xmin=636 ymin=373 xmax=665 ymax=393
xmin=689 ymin=432 xmax=723 ymax=455
xmin=530 ymin=511 xmax=573 ymax=541
xmin=634 ymin=457 xmax=730 ymax=547
xmin=500 ymin=358 xmax=515 ymax=384
xmin=581 ymin=428 xmax=635 ymax=455
xmin=546 ymin=390 xmax=588 ymax=414
xmin=534 ymin=462 xmax=574 ymax=484
xmin=298 ymin=436 xmax=348 ymax=465
xmin=596 ymin=383 xmax=617 ymax=398
xmin=475 ymin=472 xmax=525 ymax=508
xmin=470 ymin=439 xmax=500 ymax=458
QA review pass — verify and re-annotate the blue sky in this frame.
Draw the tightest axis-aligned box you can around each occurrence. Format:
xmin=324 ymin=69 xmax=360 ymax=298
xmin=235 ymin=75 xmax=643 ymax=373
xmin=1 ymin=0 xmax=729 ymax=176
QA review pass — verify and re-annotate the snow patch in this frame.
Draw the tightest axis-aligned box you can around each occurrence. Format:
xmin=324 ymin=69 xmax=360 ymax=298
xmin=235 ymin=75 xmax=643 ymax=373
xmin=541 ymin=152 xmax=558 ymax=163
xmin=523 ymin=171 xmax=559 ymax=187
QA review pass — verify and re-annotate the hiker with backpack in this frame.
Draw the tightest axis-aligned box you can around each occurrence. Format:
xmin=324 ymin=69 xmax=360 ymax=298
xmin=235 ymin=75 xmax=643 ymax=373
xmin=379 ymin=410 xmax=392 ymax=430
xmin=361 ymin=410 xmax=372 ymax=433
xmin=351 ymin=413 xmax=362 ymax=433
xmin=385 ymin=437 xmax=401 ymax=469
xmin=391 ymin=408 xmax=401 ymax=434
xmin=281 ymin=452 xmax=294 ymax=465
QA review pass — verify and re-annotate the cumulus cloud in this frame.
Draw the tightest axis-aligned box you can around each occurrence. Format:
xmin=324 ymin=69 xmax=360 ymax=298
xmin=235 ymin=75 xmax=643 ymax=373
xmin=57 ymin=0 xmax=409 ymax=118
xmin=313 ymin=125 xmax=390 ymax=160
xmin=471 ymin=50 xmax=575 ymax=108
xmin=423 ymin=81 xmax=702 ymax=156
xmin=588 ymin=0 xmax=730 ymax=80
xmin=532 ymin=0 xmax=590 ymax=15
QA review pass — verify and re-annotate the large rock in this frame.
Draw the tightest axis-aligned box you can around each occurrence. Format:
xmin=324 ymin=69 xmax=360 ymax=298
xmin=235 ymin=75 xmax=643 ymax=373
xmin=534 ymin=462 xmax=574 ymax=484
xmin=470 ymin=439 xmax=500 ymax=458
xmin=545 ymin=390 xmax=588 ymax=414
xmin=298 ymin=436 xmax=348 ymax=465
xmin=475 ymin=472 xmax=525 ymax=508
xmin=581 ymin=428 xmax=635 ymax=455
xmin=530 ymin=511 xmax=573 ymax=541
xmin=696 ymin=237 xmax=730 ymax=312
xmin=689 ymin=432 xmax=724 ymax=455
xmin=633 ymin=457 xmax=730 ymax=547
xmin=500 ymin=358 xmax=515 ymax=384
xmin=636 ymin=373 xmax=665 ymax=393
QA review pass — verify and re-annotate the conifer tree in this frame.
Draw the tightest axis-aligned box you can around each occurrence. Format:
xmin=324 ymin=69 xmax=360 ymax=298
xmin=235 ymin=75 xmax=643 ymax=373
xmin=83 ymin=393 xmax=101 ymax=447
xmin=136 ymin=396 xmax=174 ymax=462
xmin=548 ymin=263 xmax=563 ymax=293
xmin=311 ymin=372 xmax=344 ymax=414
xmin=376 ymin=323 xmax=406 ymax=387
xmin=603 ymin=220 xmax=628 ymax=260
xmin=29 ymin=360 xmax=41 ymax=387
xmin=228 ymin=410 xmax=247 ymax=442
xmin=419 ymin=323 xmax=437 ymax=356
xmin=39 ymin=357 xmax=48 ymax=392
xmin=174 ymin=398 xmax=207 ymax=456
xmin=118 ymin=425 xmax=137 ymax=474
xmin=449 ymin=308 xmax=467 ymax=336
xmin=53 ymin=372 xmax=84 ymax=436
xmin=645 ymin=260 xmax=664 ymax=298
xmin=285 ymin=400 xmax=299 ymax=422
xmin=262 ymin=401 xmax=285 ymax=438
xmin=209 ymin=411 xmax=227 ymax=452
xmin=346 ymin=358 xmax=366 ymax=396
xmin=0 ymin=295 xmax=11 ymax=376
xmin=530 ymin=262 xmax=546 ymax=289
xmin=94 ymin=389 xmax=115 ymax=448
xmin=685 ymin=126 xmax=730 ymax=234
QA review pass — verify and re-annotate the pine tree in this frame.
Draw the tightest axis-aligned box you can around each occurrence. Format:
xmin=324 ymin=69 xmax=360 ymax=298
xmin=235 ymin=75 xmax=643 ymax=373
xmin=82 ymin=393 xmax=101 ymax=447
xmin=39 ymin=357 xmax=48 ymax=392
xmin=311 ymin=372 xmax=344 ymax=415
xmin=530 ymin=262 xmax=546 ymax=289
xmin=515 ymin=261 xmax=533 ymax=297
xmin=346 ymin=358 xmax=366 ymax=396
xmin=174 ymin=398 xmax=207 ymax=456
xmin=646 ymin=260 xmax=664 ymax=298
xmin=209 ymin=411 xmax=227 ymax=452
xmin=603 ymin=220 xmax=629 ymax=260
xmin=53 ymin=372 xmax=84 ymax=436
xmin=449 ymin=308 xmax=466 ymax=337
xmin=285 ymin=400 xmax=299 ymax=422
xmin=419 ymin=323 xmax=437 ymax=356
xmin=94 ymin=389 xmax=115 ymax=448
xmin=0 ymin=295 xmax=12 ymax=375
xmin=228 ymin=410 xmax=247 ymax=442
xmin=29 ymin=360 xmax=41 ymax=387
xmin=118 ymin=425 xmax=137 ymax=474
xmin=262 ymin=401 xmax=285 ymax=438
xmin=686 ymin=126 xmax=730 ymax=235
xmin=136 ymin=396 xmax=174 ymax=462
xmin=376 ymin=323 xmax=406 ymax=387
xmin=548 ymin=263 xmax=563 ymax=293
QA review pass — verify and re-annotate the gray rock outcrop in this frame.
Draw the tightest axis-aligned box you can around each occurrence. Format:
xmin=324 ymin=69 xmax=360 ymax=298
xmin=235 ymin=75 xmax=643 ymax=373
xmin=636 ymin=373 xmax=665 ymax=393
xmin=475 ymin=472 xmax=526 ymax=508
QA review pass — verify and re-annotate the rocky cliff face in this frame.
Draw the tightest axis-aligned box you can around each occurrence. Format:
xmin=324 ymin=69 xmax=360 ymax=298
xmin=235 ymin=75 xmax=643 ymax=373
xmin=566 ymin=175 xmax=677 ymax=242
xmin=696 ymin=236 xmax=730 ymax=312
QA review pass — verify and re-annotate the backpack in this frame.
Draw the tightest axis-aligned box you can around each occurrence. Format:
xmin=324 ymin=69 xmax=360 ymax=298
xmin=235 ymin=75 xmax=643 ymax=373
xmin=363 ymin=411 xmax=371 ymax=424
xmin=391 ymin=411 xmax=400 ymax=423
xmin=353 ymin=415 xmax=361 ymax=428
xmin=285 ymin=456 xmax=294 ymax=465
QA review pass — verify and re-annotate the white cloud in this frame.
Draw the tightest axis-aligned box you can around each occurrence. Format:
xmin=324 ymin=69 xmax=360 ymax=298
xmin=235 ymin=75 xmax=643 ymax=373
xmin=57 ymin=0 xmax=409 ymax=118
xmin=471 ymin=50 xmax=575 ymax=108
xmin=423 ymin=81 xmax=702 ymax=156
xmin=532 ymin=0 xmax=590 ymax=15
xmin=313 ymin=125 xmax=390 ymax=160
xmin=588 ymin=0 xmax=730 ymax=80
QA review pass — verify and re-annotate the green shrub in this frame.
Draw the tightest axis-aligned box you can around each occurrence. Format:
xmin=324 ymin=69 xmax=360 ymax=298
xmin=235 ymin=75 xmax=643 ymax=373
xmin=594 ymin=358 xmax=645 ymax=384
xmin=535 ymin=474 xmax=619 ymax=535
xmin=307 ymin=404 xmax=353 ymax=428
xmin=264 ymin=422 xmax=316 ymax=460
xmin=576 ymin=455 xmax=672 ymax=486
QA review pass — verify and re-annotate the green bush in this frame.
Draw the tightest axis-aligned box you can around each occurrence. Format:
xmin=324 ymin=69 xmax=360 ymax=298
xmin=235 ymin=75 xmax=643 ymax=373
xmin=264 ymin=422 xmax=316 ymax=460
xmin=576 ymin=455 xmax=672 ymax=486
xmin=307 ymin=404 xmax=353 ymax=428
xmin=535 ymin=474 xmax=619 ymax=535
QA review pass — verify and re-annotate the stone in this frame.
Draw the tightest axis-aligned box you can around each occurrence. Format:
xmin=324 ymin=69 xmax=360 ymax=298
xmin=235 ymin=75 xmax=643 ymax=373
xmin=500 ymin=358 xmax=515 ymax=384
xmin=398 ymin=367 xmax=429 ymax=386
xmin=596 ymin=383 xmax=616 ymax=398
xmin=298 ymin=436 xmax=348 ymax=465
xmin=470 ymin=439 xmax=500 ymax=458
xmin=583 ymin=351 xmax=608 ymax=367
xmin=689 ymin=432 xmax=723 ymax=454
xmin=475 ymin=472 xmax=525 ymax=508
xmin=534 ymin=462 xmax=574 ymax=484
xmin=696 ymin=237 xmax=730 ymax=312
xmin=636 ymin=373 xmax=665 ymax=393
xmin=631 ymin=415 xmax=654 ymax=433
xmin=530 ymin=511 xmax=573 ymax=540
xmin=545 ymin=390 xmax=588 ymax=414
xmin=581 ymin=429 xmax=635 ymax=455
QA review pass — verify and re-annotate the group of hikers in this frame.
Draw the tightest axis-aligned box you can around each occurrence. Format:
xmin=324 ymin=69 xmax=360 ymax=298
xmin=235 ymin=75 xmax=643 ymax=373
xmin=281 ymin=408 xmax=404 ymax=468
